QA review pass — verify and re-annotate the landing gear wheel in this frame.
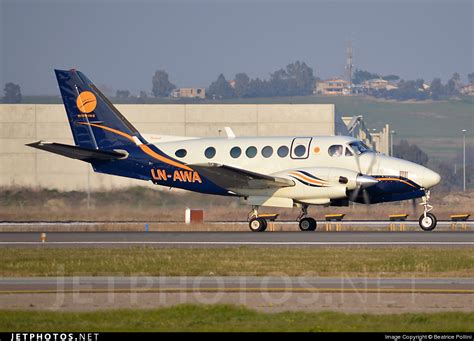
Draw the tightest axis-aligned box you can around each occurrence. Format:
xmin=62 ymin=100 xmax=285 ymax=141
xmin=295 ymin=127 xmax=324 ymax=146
xmin=419 ymin=213 xmax=437 ymax=231
xmin=249 ymin=217 xmax=267 ymax=232
xmin=299 ymin=217 xmax=317 ymax=231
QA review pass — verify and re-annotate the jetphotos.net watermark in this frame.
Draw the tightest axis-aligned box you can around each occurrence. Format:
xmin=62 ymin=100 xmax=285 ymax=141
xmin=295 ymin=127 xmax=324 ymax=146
xmin=9 ymin=333 xmax=99 ymax=341
xmin=18 ymin=270 xmax=427 ymax=310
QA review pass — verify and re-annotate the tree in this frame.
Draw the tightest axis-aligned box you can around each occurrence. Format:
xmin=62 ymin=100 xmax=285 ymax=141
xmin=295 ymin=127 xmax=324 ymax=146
xmin=286 ymin=61 xmax=315 ymax=95
xmin=207 ymin=74 xmax=235 ymax=99
xmin=115 ymin=90 xmax=130 ymax=99
xmin=468 ymin=73 xmax=474 ymax=84
xmin=393 ymin=140 xmax=429 ymax=166
xmin=430 ymin=78 xmax=446 ymax=100
xmin=3 ymin=82 xmax=22 ymax=103
xmin=234 ymin=73 xmax=250 ymax=98
xmin=137 ymin=91 xmax=148 ymax=104
xmin=382 ymin=74 xmax=400 ymax=82
xmin=446 ymin=72 xmax=461 ymax=96
xmin=152 ymin=70 xmax=175 ymax=97
xmin=352 ymin=69 xmax=380 ymax=84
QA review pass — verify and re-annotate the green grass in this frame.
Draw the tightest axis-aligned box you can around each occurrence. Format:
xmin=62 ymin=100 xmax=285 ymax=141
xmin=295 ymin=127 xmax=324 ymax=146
xmin=1 ymin=247 xmax=473 ymax=277
xmin=0 ymin=305 xmax=472 ymax=331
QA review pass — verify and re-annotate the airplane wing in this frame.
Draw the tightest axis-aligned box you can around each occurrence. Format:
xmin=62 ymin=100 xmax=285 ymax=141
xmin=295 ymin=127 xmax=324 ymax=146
xmin=189 ymin=163 xmax=294 ymax=190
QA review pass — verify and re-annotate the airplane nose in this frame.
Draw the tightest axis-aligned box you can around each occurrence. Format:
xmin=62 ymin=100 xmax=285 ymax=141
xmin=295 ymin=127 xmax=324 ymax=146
xmin=421 ymin=168 xmax=441 ymax=188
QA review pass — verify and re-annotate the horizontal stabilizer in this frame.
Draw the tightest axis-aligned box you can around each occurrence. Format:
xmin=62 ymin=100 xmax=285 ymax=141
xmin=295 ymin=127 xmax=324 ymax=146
xmin=26 ymin=141 xmax=127 ymax=161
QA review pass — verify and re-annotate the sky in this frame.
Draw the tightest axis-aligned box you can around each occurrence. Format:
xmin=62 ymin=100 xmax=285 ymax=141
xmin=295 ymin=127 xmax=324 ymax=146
xmin=0 ymin=0 xmax=472 ymax=96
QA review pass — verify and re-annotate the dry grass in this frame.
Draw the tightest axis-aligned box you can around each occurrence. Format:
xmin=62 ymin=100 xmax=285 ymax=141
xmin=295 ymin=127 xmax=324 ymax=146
xmin=1 ymin=187 xmax=472 ymax=222
xmin=1 ymin=247 xmax=473 ymax=277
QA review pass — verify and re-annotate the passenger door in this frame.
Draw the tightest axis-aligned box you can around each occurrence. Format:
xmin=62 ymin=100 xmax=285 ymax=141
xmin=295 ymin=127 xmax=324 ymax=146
xmin=290 ymin=137 xmax=312 ymax=159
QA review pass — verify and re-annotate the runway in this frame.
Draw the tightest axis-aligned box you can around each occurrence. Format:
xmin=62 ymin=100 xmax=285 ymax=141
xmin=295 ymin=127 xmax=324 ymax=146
xmin=1 ymin=276 xmax=473 ymax=294
xmin=0 ymin=231 xmax=473 ymax=247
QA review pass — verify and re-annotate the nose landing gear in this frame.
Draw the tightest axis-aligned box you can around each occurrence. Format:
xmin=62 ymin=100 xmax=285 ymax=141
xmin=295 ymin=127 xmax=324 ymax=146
xmin=418 ymin=190 xmax=437 ymax=231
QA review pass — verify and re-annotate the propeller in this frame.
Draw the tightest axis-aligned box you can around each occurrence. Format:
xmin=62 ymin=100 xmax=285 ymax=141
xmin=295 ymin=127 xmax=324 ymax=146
xmin=349 ymin=147 xmax=379 ymax=205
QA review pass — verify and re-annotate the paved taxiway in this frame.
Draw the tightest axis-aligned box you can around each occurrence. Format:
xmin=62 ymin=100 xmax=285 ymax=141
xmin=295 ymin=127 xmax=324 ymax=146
xmin=0 ymin=231 xmax=472 ymax=247
xmin=1 ymin=277 xmax=473 ymax=294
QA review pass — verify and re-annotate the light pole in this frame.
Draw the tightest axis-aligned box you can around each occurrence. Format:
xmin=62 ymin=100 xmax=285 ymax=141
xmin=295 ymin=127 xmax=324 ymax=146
xmin=390 ymin=130 xmax=396 ymax=157
xmin=462 ymin=129 xmax=466 ymax=192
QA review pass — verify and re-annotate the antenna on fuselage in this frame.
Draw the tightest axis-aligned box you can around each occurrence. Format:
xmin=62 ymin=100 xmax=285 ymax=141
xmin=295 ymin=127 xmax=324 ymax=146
xmin=224 ymin=127 xmax=236 ymax=139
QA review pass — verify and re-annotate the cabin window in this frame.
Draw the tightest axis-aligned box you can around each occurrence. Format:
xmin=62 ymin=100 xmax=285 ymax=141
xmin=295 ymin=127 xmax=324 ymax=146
xmin=328 ymin=145 xmax=343 ymax=157
xmin=277 ymin=146 xmax=289 ymax=157
xmin=204 ymin=147 xmax=216 ymax=159
xmin=262 ymin=146 xmax=273 ymax=158
xmin=175 ymin=149 xmax=187 ymax=158
xmin=294 ymin=145 xmax=306 ymax=157
xmin=230 ymin=146 xmax=241 ymax=158
xmin=246 ymin=146 xmax=257 ymax=158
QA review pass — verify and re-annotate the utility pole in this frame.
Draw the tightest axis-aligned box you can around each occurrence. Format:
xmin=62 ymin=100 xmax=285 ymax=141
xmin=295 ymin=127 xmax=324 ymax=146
xmin=462 ymin=129 xmax=466 ymax=191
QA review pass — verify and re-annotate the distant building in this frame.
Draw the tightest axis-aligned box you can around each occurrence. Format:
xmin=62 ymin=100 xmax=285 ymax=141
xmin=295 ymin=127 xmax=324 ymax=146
xmin=461 ymin=83 xmax=474 ymax=96
xmin=228 ymin=80 xmax=236 ymax=88
xmin=171 ymin=88 xmax=206 ymax=99
xmin=314 ymin=78 xmax=351 ymax=96
xmin=363 ymin=78 xmax=398 ymax=91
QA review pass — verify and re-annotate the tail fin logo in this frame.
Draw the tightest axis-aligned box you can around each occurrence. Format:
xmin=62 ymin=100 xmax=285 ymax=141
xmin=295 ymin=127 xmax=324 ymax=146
xmin=76 ymin=91 xmax=97 ymax=114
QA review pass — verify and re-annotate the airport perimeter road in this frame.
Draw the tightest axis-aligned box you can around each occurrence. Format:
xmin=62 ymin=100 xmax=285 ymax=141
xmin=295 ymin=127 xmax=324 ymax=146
xmin=1 ymin=277 xmax=473 ymax=294
xmin=0 ymin=231 xmax=472 ymax=247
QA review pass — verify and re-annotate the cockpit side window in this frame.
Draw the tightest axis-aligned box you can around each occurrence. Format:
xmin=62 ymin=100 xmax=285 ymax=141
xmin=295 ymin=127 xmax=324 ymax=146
xmin=345 ymin=147 xmax=353 ymax=156
xmin=328 ymin=145 xmax=343 ymax=157
xmin=349 ymin=141 xmax=372 ymax=155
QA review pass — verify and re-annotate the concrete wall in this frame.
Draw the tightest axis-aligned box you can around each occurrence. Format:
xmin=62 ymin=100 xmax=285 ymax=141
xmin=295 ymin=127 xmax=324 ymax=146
xmin=0 ymin=104 xmax=335 ymax=190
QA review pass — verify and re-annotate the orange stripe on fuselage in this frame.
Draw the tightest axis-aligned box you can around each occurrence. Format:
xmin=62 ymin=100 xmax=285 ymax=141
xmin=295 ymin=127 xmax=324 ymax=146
xmin=139 ymin=143 xmax=192 ymax=171
xmin=78 ymin=122 xmax=192 ymax=171
xmin=289 ymin=172 xmax=327 ymax=186
xmin=377 ymin=177 xmax=417 ymax=189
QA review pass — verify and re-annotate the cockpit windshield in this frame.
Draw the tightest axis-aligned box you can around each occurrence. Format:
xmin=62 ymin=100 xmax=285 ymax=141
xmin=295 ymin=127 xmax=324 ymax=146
xmin=348 ymin=141 xmax=373 ymax=155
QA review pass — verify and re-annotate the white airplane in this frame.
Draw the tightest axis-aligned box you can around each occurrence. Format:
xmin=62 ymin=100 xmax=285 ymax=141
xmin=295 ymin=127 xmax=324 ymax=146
xmin=28 ymin=69 xmax=441 ymax=232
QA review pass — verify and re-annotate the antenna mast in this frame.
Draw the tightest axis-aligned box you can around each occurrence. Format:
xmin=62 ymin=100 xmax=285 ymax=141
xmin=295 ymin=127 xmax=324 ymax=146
xmin=345 ymin=41 xmax=354 ymax=89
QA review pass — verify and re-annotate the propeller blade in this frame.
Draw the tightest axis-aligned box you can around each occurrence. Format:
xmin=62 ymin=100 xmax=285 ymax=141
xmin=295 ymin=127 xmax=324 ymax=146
xmin=362 ymin=189 xmax=371 ymax=205
xmin=353 ymin=150 xmax=362 ymax=174
xmin=366 ymin=151 xmax=378 ymax=175
xmin=411 ymin=198 xmax=417 ymax=213
xmin=349 ymin=185 xmax=361 ymax=202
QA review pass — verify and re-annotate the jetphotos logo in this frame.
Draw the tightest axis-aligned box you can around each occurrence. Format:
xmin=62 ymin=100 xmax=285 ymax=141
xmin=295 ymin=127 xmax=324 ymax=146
xmin=76 ymin=91 xmax=97 ymax=118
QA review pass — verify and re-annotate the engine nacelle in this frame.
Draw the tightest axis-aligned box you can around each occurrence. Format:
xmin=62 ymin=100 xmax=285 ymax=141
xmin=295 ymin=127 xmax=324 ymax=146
xmin=270 ymin=167 xmax=378 ymax=202
xmin=275 ymin=167 xmax=360 ymax=190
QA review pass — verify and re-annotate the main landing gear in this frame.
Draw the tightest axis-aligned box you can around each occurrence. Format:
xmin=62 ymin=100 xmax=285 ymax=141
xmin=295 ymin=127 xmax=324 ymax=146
xmin=297 ymin=205 xmax=317 ymax=231
xmin=247 ymin=205 xmax=318 ymax=232
xmin=248 ymin=206 xmax=267 ymax=232
xmin=418 ymin=190 xmax=437 ymax=231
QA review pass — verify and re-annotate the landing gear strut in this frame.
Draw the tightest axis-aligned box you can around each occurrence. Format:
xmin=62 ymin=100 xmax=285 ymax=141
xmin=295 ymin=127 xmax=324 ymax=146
xmin=418 ymin=190 xmax=437 ymax=231
xmin=248 ymin=206 xmax=267 ymax=232
xmin=297 ymin=205 xmax=317 ymax=231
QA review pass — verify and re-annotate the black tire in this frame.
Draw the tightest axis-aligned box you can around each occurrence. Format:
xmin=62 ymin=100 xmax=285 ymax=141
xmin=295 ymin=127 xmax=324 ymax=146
xmin=299 ymin=217 xmax=317 ymax=231
xmin=249 ymin=217 xmax=267 ymax=232
xmin=419 ymin=213 xmax=437 ymax=231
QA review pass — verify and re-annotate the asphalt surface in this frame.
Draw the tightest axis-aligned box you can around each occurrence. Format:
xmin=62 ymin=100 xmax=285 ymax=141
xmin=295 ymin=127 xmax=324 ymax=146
xmin=1 ymin=220 xmax=473 ymax=227
xmin=0 ymin=231 xmax=473 ymax=247
xmin=1 ymin=277 xmax=472 ymax=294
